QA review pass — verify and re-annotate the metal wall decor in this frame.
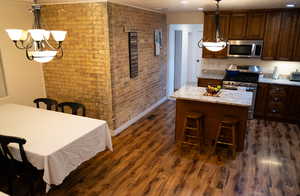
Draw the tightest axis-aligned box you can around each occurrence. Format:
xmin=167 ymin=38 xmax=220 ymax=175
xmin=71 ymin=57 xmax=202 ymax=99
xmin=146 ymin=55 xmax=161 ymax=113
xmin=128 ymin=32 xmax=138 ymax=78
xmin=154 ymin=29 xmax=162 ymax=56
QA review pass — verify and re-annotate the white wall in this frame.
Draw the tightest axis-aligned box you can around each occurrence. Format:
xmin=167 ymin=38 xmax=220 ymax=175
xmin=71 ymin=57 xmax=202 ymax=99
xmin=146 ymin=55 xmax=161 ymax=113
xmin=166 ymin=11 xmax=204 ymax=24
xmin=167 ymin=24 xmax=203 ymax=96
xmin=0 ymin=0 xmax=46 ymax=106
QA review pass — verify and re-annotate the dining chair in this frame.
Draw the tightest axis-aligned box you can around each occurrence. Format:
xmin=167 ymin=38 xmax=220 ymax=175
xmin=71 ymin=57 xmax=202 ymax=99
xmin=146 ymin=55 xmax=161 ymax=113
xmin=58 ymin=102 xmax=86 ymax=116
xmin=0 ymin=135 xmax=42 ymax=196
xmin=33 ymin=98 xmax=58 ymax=111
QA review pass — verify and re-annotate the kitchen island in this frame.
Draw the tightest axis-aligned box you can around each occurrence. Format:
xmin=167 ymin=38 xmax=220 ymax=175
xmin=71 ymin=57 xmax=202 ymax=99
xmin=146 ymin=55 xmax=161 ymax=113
xmin=172 ymin=86 xmax=253 ymax=152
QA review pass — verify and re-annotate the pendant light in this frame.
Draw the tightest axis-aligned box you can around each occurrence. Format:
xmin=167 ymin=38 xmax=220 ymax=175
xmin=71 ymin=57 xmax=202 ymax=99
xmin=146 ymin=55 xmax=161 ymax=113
xmin=5 ymin=1 xmax=67 ymax=63
xmin=198 ymin=0 xmax=227 ymax=52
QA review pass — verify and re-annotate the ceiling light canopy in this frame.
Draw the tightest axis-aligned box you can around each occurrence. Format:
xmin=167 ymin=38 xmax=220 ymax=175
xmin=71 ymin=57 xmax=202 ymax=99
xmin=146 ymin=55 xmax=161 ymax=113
xmin=198 ymin=0 xmax=227 ymax=52
xmin=5 ymin=1 xmax=67 ymax=63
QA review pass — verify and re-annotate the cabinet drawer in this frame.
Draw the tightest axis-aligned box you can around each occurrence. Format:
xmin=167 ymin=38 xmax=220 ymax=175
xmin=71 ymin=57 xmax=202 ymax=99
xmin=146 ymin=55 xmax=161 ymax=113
xmin=269 ymin=85 xmax=288 ymax=96
xmin=269 ymin=95 xmax=286 ymax=104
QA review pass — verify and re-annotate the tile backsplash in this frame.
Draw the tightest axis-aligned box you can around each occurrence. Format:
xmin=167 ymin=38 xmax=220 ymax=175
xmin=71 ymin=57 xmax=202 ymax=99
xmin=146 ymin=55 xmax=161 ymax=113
xmin=201 ymin=58 xmax=300 ymax=75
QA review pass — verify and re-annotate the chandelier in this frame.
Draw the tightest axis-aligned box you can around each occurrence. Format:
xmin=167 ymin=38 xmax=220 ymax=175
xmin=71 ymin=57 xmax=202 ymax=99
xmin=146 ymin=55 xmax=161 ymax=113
xmin=198 ymin=0 xmax=227 ymax=52
xmin=5 ymin=2 xmax=67 ymax=63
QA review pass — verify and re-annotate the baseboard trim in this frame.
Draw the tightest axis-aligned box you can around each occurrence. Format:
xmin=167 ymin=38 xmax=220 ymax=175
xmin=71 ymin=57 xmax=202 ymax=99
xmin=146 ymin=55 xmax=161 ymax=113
xmin=113 ymin=97 xmax=168 ymax=136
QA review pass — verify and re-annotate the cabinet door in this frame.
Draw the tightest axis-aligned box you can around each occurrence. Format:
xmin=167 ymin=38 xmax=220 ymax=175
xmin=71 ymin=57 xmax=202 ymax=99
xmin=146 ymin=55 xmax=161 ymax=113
xmin=202 ymin=14 xmax=230 ymax=58
xmin=229 ymin=13 xmax=248 ymax=39
xmin=288 ymin=86 xmax=300 ymax=121
xmin=254 ymin=83 xmax=269 ymax=117
xmin=292 ymin=12 xmax=300 ymax=61
xmin=276 ymin=11 xmax=298 ymax=61
xmin=246 ymin=13 xmax=266 ymax=39
xmin=262 ymin=11 xmax=281 ymax=60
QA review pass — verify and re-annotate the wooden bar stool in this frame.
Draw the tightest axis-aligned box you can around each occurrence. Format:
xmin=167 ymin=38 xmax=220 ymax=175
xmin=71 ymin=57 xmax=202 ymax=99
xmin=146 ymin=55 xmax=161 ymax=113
xmin=213 ymin=116 xmax=239 ymax=159
xmin=181 ymin=112 xmax=205 ymax=152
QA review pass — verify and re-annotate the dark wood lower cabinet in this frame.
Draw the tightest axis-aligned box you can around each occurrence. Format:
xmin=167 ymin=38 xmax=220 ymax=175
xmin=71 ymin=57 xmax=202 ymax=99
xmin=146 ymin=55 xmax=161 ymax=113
xmin=255 ymin=83 xmax=300 ymax=123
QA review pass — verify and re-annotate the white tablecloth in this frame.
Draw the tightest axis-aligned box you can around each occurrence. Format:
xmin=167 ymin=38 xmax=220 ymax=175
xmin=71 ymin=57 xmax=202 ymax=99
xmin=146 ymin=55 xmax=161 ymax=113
xmin=0 ymin=104 xmax=113 ymax=192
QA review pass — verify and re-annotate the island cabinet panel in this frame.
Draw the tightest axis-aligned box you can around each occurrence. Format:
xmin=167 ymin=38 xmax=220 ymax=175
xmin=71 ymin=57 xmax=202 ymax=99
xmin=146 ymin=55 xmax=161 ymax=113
xmin=203 ymin=14 xmax=230 ymax=58
xmin=175 ymin=100 xmax=248 ymax=152
xmin=197 ymin=78 xmax=223 ymax=87
xmin=276 ymin=11 xmax=298 ymax=61
xmin=262 ymin=11 xmax=282 ymax=60
xmin=228 ymin=13 xmax=248 ymax=39
xmin=246 ymin=12 xmax=266 ymax=39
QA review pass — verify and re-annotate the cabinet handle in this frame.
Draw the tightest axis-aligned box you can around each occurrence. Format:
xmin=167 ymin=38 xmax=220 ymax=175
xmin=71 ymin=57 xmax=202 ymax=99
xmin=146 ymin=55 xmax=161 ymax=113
xmin=272 ymin=109 xmax=279 ymax=113
xmin=273 ymin=97 xmax=279 ymax=102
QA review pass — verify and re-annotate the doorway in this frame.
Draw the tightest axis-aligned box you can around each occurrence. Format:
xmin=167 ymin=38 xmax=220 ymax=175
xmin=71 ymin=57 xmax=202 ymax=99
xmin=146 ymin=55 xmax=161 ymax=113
xmin=167 ymin=24 xmax=203 ymax=97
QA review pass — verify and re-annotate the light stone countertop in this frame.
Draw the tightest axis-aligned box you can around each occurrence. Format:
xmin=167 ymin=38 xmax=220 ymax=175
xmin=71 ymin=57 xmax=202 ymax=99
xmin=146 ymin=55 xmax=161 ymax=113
xmin=171 ymin=86 xmax=253 ymax=107
xmin=259 ymin=77 xmax=300 ymax=87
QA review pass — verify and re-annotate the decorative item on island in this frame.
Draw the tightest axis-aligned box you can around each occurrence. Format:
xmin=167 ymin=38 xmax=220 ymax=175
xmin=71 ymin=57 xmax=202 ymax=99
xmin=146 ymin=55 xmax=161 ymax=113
xmin=204 ymin=85 xmax=222 ymax=97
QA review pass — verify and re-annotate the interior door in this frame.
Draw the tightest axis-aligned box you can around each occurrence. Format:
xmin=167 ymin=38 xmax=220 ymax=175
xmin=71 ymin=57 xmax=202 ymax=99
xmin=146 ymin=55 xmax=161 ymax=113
xmin=187 ymin=30 xmax=202 ymax=84
xmin=174 ymin=30 xmax=182 ymax=90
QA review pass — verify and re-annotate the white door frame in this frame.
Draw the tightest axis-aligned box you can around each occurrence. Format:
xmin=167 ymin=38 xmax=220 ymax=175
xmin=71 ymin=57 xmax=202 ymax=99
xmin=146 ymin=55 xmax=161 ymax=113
xmin=167 ymin=24 xmax=203 ymax=97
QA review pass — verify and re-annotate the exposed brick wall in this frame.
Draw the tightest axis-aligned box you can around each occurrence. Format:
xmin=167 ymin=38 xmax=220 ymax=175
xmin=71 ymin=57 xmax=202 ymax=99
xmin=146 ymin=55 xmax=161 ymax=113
xmin=41 ymin=3 xmax=114 ymax=127
xmin=41 ymin=2 xmax=167 ymax=130
xmin=107 ymin=3 xmax=168 ymax=128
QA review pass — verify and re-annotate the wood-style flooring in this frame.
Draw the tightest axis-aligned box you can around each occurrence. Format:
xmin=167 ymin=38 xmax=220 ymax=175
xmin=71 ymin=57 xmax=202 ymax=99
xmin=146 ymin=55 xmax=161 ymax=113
xmin=48 ymin=100 xmax=300 ymax=196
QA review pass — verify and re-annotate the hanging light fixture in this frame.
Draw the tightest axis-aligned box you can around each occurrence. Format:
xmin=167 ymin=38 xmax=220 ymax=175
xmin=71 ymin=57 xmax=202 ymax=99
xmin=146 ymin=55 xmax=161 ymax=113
xmin=5 ymin=1 xmax=67 ymax=63
xmin=198 ymin=0 xmax=227 ymax=52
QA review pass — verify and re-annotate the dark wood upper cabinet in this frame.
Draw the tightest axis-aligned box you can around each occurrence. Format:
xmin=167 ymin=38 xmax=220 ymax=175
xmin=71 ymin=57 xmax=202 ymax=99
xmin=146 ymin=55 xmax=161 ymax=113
xmin=292 ymin=12 xmax=300 ymax=61
xmin=229 ymin=13 xmax=248 ymax=39
xmin=276 ymin=11 xmax=298 ymax=61
xmin=246 ymin=13 xmax=266 ymax=39
xmin=203 ymin=14 xmax=230 ymax=58
xmin=262 ymin=11 xmax=282 ymax=60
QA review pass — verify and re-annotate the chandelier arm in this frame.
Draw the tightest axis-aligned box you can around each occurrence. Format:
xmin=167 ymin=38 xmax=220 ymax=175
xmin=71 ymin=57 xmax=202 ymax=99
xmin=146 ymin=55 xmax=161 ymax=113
xmin=55 ymin=47 xmax=64 ymax=59
xmin=198 ymin=39 xmax=203 ymax=49
xmin=43 ymin=38 xmax=63 ymax=50
xmin=13 ymin=41 xmax=27 ymax=50
xmin=26 ymin=49 xmax=34 ymax=61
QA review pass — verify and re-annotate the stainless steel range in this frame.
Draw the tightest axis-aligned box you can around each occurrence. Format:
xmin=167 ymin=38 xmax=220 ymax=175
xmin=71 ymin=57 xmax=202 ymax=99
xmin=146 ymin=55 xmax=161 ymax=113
xmin=222 ymin=65 xmax=261 ymax=119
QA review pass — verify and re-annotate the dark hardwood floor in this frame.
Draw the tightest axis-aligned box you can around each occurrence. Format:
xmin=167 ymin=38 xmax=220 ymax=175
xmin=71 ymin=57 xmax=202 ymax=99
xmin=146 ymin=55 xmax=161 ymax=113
xmin=47 ymin=100 xmax=300 ymax=196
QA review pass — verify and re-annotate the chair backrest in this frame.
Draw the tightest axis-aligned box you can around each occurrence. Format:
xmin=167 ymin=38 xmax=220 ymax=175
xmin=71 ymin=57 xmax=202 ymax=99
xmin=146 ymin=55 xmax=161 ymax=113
xmin=33 ymin=98 xmax=58 ymax=111
xmin=58 ymin=102 xmax=86 ymax=116
xmin=0 ymin=135 xmax=30 ymax=166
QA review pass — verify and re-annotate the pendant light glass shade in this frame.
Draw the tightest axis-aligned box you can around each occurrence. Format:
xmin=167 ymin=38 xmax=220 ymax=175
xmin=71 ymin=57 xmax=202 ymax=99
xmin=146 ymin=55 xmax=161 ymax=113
xmin=6 ymin=29 xmax=24 ymax=41
xmin=202 ymin=41 xmax=227 ymax=52
xmin=51 ymin=31 xmax=67 ymax=42
xmin=28 ymin=50 xmax=57 ymax=63
xmin=198 ymin=0 xmax=227 ymax=52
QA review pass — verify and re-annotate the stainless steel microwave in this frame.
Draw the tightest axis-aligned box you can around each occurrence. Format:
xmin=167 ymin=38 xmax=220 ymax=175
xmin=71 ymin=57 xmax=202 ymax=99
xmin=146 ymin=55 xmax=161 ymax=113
xmin=228 ymin=40 xmax=263 ymax=58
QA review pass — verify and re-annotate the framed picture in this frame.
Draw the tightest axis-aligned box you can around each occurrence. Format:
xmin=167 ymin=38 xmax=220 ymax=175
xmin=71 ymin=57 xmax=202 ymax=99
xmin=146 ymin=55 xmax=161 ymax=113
xmin=154 ymin=29 xmax=162 ymax=56
xmin=128 ymin=32 xmax=138 ymax=78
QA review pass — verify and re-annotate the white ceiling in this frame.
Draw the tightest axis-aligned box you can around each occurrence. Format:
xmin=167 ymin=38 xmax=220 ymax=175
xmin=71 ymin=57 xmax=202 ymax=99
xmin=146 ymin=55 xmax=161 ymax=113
xmin=109 ymin=0 xmax=299 ymax=12
xmin=34 ymin=0 xmax=300 ymax=12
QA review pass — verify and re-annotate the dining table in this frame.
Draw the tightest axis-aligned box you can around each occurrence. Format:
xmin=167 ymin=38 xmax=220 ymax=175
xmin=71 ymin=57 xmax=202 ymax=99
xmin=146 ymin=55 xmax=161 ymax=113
xmin=0 ymin=104 xmax=113 ymax=192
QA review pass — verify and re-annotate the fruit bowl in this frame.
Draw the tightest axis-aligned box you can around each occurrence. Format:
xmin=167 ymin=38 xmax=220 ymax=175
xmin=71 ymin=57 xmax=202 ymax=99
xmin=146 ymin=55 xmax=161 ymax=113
xmin=205 ymin=85 xmax=222 ymax=96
